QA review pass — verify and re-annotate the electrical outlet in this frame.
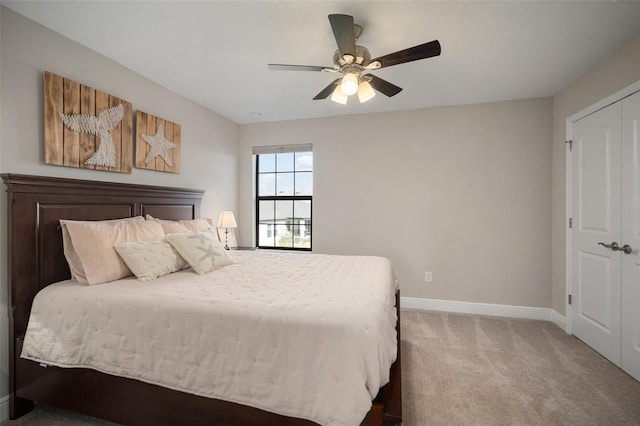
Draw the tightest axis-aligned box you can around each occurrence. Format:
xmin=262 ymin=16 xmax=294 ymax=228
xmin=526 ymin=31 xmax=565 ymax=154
xmin=424 ymin=271 xmax=433 ymax=283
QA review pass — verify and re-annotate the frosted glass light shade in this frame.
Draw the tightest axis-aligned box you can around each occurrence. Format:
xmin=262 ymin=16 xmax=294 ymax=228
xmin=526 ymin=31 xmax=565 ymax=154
xmin=330 ymin=86 xmax=348 ymax=104
xmin=357 ymin=81 xmax=376 ymax=103
xmin=340 ymin=73 xmax=359 ymax=96
xmin=217 ymin=211 xmax=237 ymax=228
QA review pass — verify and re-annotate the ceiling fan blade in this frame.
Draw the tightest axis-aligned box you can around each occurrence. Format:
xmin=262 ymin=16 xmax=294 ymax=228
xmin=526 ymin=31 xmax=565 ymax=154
xmin=268 ymin=64 xmax=331 ymax=72
xmin=370 ymin=40 xmax=441 ymax=69
xmin=313 ymin=78 xmax=341 ymax=100
xmin=368 ymin=75 xmax=403 ymax=97
xmin=328 ymin=14 xmax=356 ymax=60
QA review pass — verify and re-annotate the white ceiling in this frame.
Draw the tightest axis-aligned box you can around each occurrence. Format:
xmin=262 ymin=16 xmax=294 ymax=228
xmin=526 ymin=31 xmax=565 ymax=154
xmin=3 ymin=1 xmax=640 ymax=124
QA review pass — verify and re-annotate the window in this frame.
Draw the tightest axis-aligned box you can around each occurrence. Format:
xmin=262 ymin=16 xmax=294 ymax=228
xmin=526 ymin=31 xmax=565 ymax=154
xmin=255 ymin=146 xmax=312 ymax=250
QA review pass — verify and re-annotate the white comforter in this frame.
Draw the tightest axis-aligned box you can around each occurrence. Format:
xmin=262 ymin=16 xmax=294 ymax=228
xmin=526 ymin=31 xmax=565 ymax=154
xmin=21 ymin=251 xmax=399 ymax=426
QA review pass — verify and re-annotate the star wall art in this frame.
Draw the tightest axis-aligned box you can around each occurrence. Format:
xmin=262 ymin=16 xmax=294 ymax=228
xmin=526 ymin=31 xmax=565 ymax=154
xmin=44 ymin=71 xmax=133 ymax=173
xmin=135 ymin=110 xmax=181 ymax=173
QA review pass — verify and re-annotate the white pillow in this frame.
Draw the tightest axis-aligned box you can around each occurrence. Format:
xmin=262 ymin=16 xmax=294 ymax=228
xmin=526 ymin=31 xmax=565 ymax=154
xmin=146 ymin=214 xmax=215 ymax=235
xmin=60 ymin=216 xmax=145 ymax=283
xmin=165 ymin=231 xmax=234 ymax=274
xmin=115 ymin=239 xmax=188 ymax=281
xmin=64 ymin=220 xmax=165 ymax=284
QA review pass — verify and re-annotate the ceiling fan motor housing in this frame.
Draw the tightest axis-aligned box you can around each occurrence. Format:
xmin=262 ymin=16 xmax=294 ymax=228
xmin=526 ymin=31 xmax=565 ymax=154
xmin=333 ymin=45 xmax=371 ymax=68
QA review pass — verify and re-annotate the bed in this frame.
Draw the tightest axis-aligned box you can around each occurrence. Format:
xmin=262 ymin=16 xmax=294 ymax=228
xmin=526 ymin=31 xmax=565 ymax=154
xmin=2 ymin=174 xmax=402 ymax=426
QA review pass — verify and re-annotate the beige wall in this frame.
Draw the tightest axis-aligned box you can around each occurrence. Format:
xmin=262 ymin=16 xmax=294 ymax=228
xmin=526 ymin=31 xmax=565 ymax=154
xmin=551 ymin=37 xmax=640 ymax=315
xmin=0 ymin=7 xmax=239 ymax=402
xmin=239 ymin=98 xmax=553 ymax=307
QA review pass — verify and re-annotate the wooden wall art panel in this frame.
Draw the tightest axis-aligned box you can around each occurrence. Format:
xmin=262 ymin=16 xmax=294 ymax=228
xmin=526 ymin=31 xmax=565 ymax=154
xmin=44 ymin=71 xmax=133 ymax=173
xmin=135 ymin=110 xmax=181 ymax=174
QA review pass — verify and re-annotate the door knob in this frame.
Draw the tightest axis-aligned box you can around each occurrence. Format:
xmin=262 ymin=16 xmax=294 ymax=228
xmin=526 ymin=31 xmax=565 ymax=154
xmin=598 ymin=242 xmax=619 ymax=250
xmin=620 ymin=244 xmax=633 ymax=254
xmin=598 ymin=242 xmax=634 ymax=254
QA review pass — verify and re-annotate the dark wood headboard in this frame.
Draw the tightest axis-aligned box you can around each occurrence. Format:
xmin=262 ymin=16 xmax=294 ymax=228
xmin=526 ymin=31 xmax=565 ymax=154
xmin=2 ymin=174 xmax=204 ymax=341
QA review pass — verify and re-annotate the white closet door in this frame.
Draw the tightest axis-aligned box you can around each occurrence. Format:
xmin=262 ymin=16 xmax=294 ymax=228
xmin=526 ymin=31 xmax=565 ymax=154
xmin=571 ymin=101 xmax=622 ymax=366
xmin=621 ymin=90 xmax=640 ymax=381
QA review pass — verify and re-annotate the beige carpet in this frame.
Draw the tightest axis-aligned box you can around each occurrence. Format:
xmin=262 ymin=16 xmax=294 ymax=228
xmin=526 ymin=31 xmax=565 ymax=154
xmin=3 ymin=309 xmax=640 ymax=426
xmin=402 ymin=309 xmax=640 ymax=425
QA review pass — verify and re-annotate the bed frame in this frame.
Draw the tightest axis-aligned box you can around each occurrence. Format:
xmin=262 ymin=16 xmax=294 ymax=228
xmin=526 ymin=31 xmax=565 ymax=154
xmin=2 ymin=174 xmax=402 ymax=426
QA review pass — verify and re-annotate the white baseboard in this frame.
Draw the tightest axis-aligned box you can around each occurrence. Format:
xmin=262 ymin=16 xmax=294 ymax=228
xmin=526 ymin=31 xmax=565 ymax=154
xmin=551 ymin=309 xmax=567 ymax=331
xmin=0 ymin=394 xmax=8 ymax=422
xmin=401 ymin=296 xmax=566 ymax=328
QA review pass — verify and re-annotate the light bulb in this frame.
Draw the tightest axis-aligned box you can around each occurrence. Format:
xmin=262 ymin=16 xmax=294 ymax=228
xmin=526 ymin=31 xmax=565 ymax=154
xmin=330 ymin=85 xmax=348 ymax=104
xmin=340 ymin=73 xmax=359 ymax=96
xmin=357 ymin=81 xmax=376 ymax=103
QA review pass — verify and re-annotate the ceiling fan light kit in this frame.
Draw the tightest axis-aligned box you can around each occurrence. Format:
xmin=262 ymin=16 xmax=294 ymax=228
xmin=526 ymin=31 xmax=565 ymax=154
xmin=340 ymin=72 xmax=359 ymax=95
xmin=268 ymin=13 xmax=441 ymax=105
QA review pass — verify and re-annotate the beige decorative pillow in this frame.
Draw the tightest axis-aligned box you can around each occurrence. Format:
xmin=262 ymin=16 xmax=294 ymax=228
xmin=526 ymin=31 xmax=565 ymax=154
xmin=64 ymin=220 xmax=165 ymax=285
xmin=165 ymin=231 xmax=234 ymax=274
xmin=115 ymin=239 xmax=188 ymax=281
xmin=60 ymin=216 xmax=145 ymax=283
xmin=146 ymin=214 xmax=215 ymax=235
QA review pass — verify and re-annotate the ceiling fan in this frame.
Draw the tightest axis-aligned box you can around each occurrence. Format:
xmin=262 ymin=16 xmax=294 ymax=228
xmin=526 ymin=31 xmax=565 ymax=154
xmin=268 ymin=14 xmax=441 ymax=104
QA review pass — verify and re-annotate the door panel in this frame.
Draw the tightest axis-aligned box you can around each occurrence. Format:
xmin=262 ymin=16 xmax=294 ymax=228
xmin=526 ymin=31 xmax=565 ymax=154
xmin=621 ymin=90 xmax=640 ymax=381
xmin=579 ymin=127 xmax=612 ymax=233
xmin=571 ymin=101 xmax=621 ymax=366
xmin=578 ymin=251 xmax=612 ymax=331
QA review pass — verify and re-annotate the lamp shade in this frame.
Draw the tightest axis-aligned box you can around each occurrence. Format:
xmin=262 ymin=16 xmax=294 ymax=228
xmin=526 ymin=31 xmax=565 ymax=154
xmin=217 ymin=211 xmax=237 ymax=228
xmin=340 ymin=73 xmax=359 ymax=96
xmin=357 ymin=81 xmax=376 ymax=103
xmin=330 ymin=85 xmax=348 ymax=104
